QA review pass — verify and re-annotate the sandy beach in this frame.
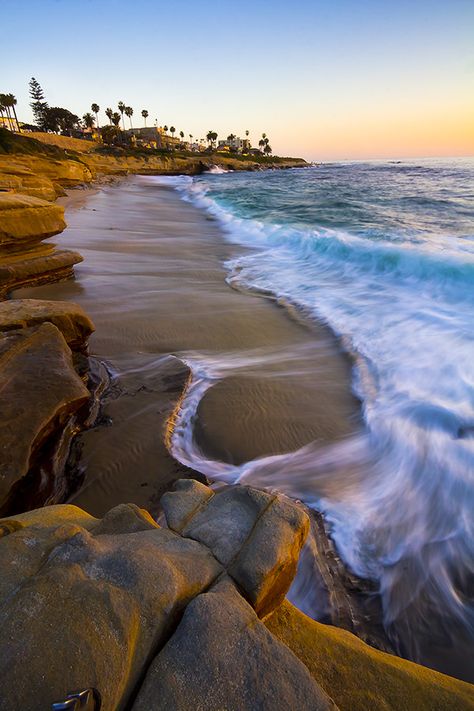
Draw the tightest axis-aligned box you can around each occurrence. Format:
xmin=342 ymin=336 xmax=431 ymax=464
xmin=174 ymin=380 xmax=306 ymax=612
xmin=16 ymin=175 xmax=360 ymax=517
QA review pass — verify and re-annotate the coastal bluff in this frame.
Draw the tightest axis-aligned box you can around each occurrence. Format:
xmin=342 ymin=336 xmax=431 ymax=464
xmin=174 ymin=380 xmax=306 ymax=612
xmin=0 ymin=480 xmax=472 ymax=711
xmin=0 ymin=128 xmax=305 ymax=294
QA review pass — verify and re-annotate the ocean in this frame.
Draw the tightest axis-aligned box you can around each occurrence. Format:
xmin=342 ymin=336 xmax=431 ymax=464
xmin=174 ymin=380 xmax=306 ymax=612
xmin=165 ymin=158 xmax=474 ymax=678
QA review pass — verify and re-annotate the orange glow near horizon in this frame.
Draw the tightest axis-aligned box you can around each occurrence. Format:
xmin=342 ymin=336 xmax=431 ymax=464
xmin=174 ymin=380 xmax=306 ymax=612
xmin=273 ymin=102 xmax=474 ymax=161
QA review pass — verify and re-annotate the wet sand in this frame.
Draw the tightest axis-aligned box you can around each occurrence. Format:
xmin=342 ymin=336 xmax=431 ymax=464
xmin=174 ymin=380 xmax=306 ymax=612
xmin=16 ymin=176 xmax=360 ymax=516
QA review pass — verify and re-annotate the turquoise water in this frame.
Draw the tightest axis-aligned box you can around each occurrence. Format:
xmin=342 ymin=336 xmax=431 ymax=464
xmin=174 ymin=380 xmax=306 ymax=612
xmin=166 ymin=159 xmax=474 ymax=678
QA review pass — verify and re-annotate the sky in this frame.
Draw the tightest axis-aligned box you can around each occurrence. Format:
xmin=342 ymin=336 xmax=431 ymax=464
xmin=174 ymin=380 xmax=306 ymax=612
xmin=3 ymin=0 xmax=474 ymax=160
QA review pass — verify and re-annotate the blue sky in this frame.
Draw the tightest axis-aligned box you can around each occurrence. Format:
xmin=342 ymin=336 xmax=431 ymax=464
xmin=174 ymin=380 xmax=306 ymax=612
xmin=3 ymin=0 xmax=474 ymax=159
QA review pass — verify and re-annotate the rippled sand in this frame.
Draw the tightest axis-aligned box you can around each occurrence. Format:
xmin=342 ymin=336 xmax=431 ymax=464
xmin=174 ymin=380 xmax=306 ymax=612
xmin=16 ymin=176 xmax=359 ymax=515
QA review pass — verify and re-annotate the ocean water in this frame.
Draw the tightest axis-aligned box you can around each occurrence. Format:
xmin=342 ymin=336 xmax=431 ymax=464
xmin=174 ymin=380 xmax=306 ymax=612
xmin=165 ymin=159 xmax=474 ymax=677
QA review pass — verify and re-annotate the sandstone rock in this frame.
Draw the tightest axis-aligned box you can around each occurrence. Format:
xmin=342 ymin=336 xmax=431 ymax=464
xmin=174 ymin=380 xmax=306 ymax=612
xmin=0 ymin=323 xmax=90 ymax=513
xmin=161 ymin=477 xmax=214 ymax=533
xmin=174 ymin=481 xmax=309 ymax=616
xmin=91 ymin=502 xmax=158 ymax=535
xmin=0 ymin=173 xmax=22 ymax=192
xmin=228 ymin=492 xmax=310 ymax=617
xmin=18 ymin=174 xmax=58 ymax=201
xmin=0 ymin=504 xmax=222 ymax=711
xmin=0 ymin=155 xmax=93 ymax=186
xmin=1 ymin=491 xmax=471 ymax=711
xmin=0 ymin=248 xmax=83 ymax=298
xmin=182 ymin=484 xmax=274 ymax=565
xmin=133 ymin=577 xmax=337 ymax=711
xmin=1 ymin=502 xmax=97 ymax=532
xmin=35 ymin=157 xmax=93 ymax=184
xmin=0 ymin=193 xmax=66 ymax=249
xmin=0 ymin=299 xmax=94 ymax=351
xmin=266 ymin=601 xmax=474 ymax=711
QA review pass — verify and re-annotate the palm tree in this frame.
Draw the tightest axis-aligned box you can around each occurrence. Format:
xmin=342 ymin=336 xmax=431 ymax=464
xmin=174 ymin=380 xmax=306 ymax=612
xmin=0 ymin=94 xmax=14 ymax=131
xmin=170 ymin=126 xmax=176 ymax=138
xmin=91 ymin=103 xmax=100 ymax=130
xmin=258 ymin=138 xmax=265 ymax=152
xmin=117 ymin=101 xmax=126 ymax=130
xmin=6 ymin=94 xmax=20 ymax=132
xmin=264 ymin=144 xmax=272 ymax=155
xmin=141 ymin=109 xmax=148 ymax=127
xmin=163 ymin=125 xmax=168 ymax=135
xmin=125 ymin=106 xmax=133 ymax=129
xmin=83 ymin=112 xmax=94 ymax=129
xmin=105 ymin=107 xmax=113 ymax=125
xmin=179 ymin=130 xmax=184 ymax=143
xmin=0 ymin=95 xmax=10 ymax=130
xmin=206 ymin=130 xmax=218 ymax=149
xmin=111 ymin=112 xmax=121 ymax=127
xmin=262 ymin=132 xmax=267 ymax=141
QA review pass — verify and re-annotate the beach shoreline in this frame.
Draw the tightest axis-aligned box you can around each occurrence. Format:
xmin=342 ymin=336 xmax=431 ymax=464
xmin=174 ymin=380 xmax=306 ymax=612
xmin=3 ymin=170 xmax=474 ymax=698
xmin=16 ymin=176 xmax=360 ymax=514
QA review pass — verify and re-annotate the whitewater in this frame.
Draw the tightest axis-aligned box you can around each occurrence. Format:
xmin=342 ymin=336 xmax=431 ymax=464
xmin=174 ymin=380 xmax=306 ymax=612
xmin=159 ymin=159 xmax=474 ymax=677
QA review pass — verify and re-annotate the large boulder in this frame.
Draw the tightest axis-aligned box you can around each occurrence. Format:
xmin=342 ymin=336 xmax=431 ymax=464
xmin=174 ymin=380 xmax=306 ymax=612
xmin=132 ymin=578 xmax=337 ymax=711
xmin=164 ymin=481 xmax=310 ymax=617
xmin=0 ymin=323 xmax=90 ymax=513
xmin=266 ymin=601 xmax=474 ymax=711
xmin=0 ymin=299 xmax=94 ymax=351
xmin=0 ymin=503 xmax=222 ymax=711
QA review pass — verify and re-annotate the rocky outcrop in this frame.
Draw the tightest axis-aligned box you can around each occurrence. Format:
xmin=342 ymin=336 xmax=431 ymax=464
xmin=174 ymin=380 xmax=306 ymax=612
xmin=0 ymin=502 xmax=222 ymax=711
xmin=266 ymin=600 xmax=474 ymax=711
xmin=162 ymin=480 xmax=309 ymax=617
xmin=0 ymin=193 xmax=82 ymax=297
xmin=133 ymin=577 xmax=335 ymax=711
xmin=0 ymin=162 xmax=60 ymax=201
xmin=0 ymin=155 xmax=93 ymax=195
xmin=0 ymin=193 xmax=65 ymax=246
xmin=81 ymin=151 xmax=308 ymax=178
xmin=1 ymin=481 xmax=472 ymax=711
xmin=0 ymin=322 xmax=90 ymax=514
xmin=0 ymin=485 xmax=316 ymax=711
xmin=0 ymin=298 xmax=94 ymax=352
